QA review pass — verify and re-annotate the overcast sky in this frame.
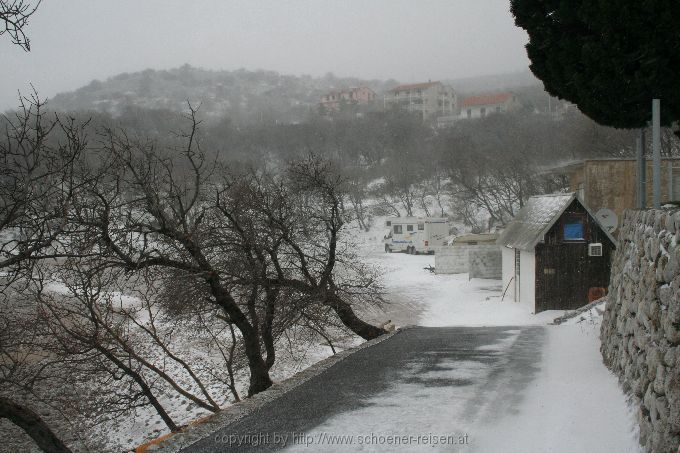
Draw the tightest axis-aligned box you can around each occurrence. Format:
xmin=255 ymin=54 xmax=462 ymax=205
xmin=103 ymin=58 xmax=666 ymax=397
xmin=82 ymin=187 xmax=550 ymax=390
xmin=0 ymin=0 xmax=530 ymax=111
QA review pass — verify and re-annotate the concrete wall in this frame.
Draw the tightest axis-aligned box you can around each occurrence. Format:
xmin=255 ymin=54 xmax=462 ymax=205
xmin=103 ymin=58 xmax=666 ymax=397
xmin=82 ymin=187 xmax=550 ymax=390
xmin=601 ymin=209 xmax=680 ymax=452
xmin=469 ymin=247 xmax=502 ymax=279
xmin=501 ymin=247 xmax=515 ymax=300
xmin=435 ymin=244 xmax=500 ymax=278
xmin=500 ymin=247 xmax=536 ymax=308
xmin=435 ymin=245 xmax=470 ymax=274
xmin=519 ymin=250 xmax=536 ymax=308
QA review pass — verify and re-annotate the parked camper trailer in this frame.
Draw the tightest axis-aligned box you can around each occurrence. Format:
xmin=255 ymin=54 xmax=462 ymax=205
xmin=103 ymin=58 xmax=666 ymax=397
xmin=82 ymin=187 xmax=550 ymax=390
xmin=383 ymin=217 xmax=449 ymax=254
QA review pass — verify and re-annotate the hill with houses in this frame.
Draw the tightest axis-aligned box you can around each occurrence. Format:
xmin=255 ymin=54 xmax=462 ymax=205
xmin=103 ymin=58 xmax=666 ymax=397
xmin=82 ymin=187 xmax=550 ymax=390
xmin=47 ymin=65 xmax=545 ymax=125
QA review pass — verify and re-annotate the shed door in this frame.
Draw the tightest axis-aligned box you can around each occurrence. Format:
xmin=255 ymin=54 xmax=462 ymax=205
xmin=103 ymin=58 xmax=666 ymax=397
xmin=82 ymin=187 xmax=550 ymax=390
xmin=535 ymin=244 xmax=588 ymax=312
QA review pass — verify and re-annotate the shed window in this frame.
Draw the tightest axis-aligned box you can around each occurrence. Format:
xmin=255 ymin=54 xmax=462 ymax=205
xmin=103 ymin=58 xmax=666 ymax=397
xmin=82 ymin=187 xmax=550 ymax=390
xmin=407 ymin=225 xmax=414 ymax=232
xmin=418 ymin=222 xmax=424 ymax=230
xmin=393 ymin=225 xmax=403 ymax=234
xmin=563 ymin=214 xmax=586 ymax=241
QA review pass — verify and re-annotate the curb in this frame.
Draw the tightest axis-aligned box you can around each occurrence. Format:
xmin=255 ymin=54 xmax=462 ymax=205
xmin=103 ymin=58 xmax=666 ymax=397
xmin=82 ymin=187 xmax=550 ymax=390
xmin=551 ymin=297 xmax=607 ymax=325
xmin=149 ymin=327 xmax=411 ymax=452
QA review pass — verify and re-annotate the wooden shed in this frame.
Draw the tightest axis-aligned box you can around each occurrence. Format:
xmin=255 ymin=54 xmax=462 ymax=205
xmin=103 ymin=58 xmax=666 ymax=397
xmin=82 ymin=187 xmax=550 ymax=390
xmin=497 ymin=193 xmax=617 ymax=313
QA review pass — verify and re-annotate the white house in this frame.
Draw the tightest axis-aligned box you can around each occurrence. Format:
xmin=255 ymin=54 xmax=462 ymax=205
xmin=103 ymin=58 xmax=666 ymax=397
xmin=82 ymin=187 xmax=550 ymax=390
xmin=459 ymin=92 xmax=521 ymax=120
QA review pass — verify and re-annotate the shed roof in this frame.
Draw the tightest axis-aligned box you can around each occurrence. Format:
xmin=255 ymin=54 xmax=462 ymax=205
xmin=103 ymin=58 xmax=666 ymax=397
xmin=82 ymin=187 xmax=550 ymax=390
xmin=496 ymin=192 xmax=617 ymax=251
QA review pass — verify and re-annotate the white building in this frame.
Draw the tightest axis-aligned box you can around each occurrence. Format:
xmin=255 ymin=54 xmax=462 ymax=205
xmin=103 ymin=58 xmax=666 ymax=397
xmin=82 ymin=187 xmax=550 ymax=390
xmin=459 ymin=92 xmax=521 ymax=120
xmin=384 ymin=81 xmax=456 ymax=121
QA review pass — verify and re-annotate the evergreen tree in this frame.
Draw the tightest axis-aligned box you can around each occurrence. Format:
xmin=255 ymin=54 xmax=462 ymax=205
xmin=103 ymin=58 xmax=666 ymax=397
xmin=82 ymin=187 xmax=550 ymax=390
xmin=511 ymin=0 xmax=680 ymax=128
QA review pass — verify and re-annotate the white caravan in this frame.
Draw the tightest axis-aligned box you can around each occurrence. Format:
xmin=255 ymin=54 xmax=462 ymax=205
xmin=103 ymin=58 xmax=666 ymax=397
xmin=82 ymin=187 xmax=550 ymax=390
xmin=383 ymin=217 xmax=449 ymax=254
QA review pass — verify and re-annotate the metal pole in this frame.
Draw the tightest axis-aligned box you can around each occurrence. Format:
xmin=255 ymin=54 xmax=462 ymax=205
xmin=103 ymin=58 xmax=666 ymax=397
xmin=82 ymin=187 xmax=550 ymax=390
xmin=652 ymin=99 xmax=661 ymax=208
xmin=637 ymin=130 xmax=646 ymax=208
xmin=669 ymin=161 xmax=674 ymax=201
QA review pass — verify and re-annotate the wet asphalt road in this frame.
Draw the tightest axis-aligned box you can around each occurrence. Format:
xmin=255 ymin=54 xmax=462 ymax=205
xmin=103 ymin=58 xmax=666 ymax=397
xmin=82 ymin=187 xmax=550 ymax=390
xmin=181 ymin=326 xmax=545 ymax=452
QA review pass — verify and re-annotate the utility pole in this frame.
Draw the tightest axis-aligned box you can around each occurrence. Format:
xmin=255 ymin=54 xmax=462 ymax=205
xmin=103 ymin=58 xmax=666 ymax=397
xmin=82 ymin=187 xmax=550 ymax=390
xmin=652 ymin=99 xmax=661 ymax=208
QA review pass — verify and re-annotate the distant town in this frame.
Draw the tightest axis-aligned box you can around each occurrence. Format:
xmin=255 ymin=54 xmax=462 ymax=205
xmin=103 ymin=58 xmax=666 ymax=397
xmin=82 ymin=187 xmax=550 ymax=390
xmin=319 ymin=80 xmax=569 ymax=127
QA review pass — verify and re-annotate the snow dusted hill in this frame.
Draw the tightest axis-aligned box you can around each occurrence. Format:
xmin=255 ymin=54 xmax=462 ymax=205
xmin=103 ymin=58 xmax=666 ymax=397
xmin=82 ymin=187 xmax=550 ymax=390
xmin=46 ymin=65 xmax=394 ymax=124
xmin=44 ymin=65 xmax=543 ymax=127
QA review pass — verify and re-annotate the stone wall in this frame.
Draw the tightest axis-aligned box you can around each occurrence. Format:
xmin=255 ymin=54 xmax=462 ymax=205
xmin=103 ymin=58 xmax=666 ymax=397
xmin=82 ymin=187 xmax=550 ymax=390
xmin=469 ymin=247 xmax=502 ymax=279
xmin=601 ymin=208 xmax=680 ymax=452
xmin=435 ymin=245 xmax=501 ymax=279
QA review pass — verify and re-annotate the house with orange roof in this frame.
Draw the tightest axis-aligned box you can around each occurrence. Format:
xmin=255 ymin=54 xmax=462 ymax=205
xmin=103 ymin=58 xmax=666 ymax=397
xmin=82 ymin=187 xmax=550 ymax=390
xmin=319 ymin=86 xmax=377 ymax=111
xmin=459 ymin=92 xmax=521 ymax=119
xmin=384 ymin=80 xmax=456 ymax=121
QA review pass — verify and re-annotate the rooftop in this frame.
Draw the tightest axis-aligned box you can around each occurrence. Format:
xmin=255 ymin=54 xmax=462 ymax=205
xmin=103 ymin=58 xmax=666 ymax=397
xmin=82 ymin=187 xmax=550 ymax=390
xmin=323 ymin=86 xmax=374 ymax=97
xmin=452 ymin=233 xmax=499 ymax=244
xmin=388 ymin=81 xmax=441 ymax=92
xmin=496 ymin=192 xmax=617 ymax=251
xmin=461 ymin=92 xmax=514 ymax=107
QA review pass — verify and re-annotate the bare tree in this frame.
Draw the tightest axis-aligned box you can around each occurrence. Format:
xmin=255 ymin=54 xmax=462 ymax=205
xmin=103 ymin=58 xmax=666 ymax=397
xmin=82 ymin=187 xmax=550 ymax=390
xmin=343 ymin=168 xmax=372 ymax=232
xmin=64 ymin=107 xmax=385 ymax=398
xmin=0 ymin=0 xmax=41 ymax=50
xmin=35 ymin=265 xmax=227 ymax=433
xmin=0 ymin=95 xmax=87 ymax=453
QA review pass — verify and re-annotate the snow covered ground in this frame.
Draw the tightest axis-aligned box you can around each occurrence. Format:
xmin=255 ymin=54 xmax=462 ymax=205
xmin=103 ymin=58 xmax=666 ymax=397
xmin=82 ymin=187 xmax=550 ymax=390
xmin=366 ymin=252 xmax=561 ymax=327
xmin=356 ymin=224 xmax=562 ymax=328
xmin=336 ymin=227 xmax=643 ymax=453
xmin=474 ymin=315 xmax=641 ymax=452
xmin=11 ymin=219 xmax=640 ymax=452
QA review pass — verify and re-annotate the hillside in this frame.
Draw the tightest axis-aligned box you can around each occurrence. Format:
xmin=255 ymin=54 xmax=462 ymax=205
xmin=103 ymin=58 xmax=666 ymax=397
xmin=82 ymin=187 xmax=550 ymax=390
xmin=48 ymin=65 xmax=543 ymax=125
xmin=49 ymin=65 xmax=395 ymax=125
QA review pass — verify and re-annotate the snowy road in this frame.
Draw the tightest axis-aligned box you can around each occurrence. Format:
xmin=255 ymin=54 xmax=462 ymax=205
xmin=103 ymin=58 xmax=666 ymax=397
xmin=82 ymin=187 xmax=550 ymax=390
xmin=177 ymin=323 xmax=639 ymax=453
xmin=180 ymin=326 xmax=546 ymax=452
xmin=169 ymin=246 xmax=640 ymax=453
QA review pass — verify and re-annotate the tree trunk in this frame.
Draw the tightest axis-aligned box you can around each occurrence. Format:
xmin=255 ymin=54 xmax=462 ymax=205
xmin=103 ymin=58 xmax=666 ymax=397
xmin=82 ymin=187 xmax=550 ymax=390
xmin=326 ymin=295 xmax=387 ymax=340
xmin=100 ymin=348 xmax=179 ymax=432
xmin=0 ymin=397 xmax=72 ymax=453
xmin=262 ymin=289 xmax=277 ymax=371
xmin=242 ymin=328 xmax=274 ymax=396
xmin=207 ymin=278 xmax=274 ymax=397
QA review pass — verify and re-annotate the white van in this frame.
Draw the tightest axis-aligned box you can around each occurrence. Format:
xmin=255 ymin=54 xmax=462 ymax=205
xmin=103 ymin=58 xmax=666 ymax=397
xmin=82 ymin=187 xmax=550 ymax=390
xmin=383 ymin=217 xmax=449 ymax=254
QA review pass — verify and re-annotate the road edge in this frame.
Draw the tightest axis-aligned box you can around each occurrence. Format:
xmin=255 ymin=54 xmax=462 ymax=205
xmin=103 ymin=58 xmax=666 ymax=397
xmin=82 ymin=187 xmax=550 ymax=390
xmin=150 ymin=326 xmax=412 ymax=452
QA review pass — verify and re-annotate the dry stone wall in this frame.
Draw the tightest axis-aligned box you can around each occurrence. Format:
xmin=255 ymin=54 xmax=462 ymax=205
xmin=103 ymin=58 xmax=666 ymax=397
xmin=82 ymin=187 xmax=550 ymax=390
xmin=601 ymin=208 xmax=680 ymax=453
